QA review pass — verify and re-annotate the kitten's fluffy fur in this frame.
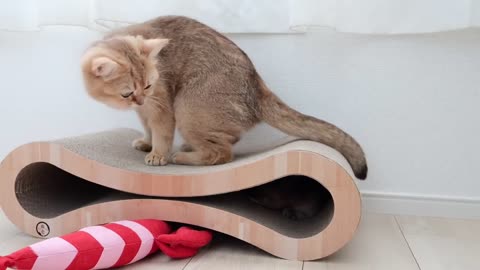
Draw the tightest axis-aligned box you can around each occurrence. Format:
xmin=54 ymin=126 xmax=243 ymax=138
xmin=81 ymin=16 xmax=368 ymax=179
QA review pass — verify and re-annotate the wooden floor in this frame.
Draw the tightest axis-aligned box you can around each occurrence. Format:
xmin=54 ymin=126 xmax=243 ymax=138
xmin=1 ymin=210 xmax=479 ymax=270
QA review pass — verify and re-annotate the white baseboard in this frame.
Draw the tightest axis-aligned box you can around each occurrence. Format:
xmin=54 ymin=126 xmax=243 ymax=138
xmin=361 ymin=191 xmax=480 ymax=219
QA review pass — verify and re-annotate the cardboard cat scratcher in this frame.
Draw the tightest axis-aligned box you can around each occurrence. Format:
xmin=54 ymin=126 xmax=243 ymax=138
xmin=0 ymin=128 xmax=361 ymax=261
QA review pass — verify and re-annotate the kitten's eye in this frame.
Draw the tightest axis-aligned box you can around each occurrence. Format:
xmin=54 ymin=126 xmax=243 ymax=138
xmin=121 ymin=92 xmax=133 ymax=98
xmin=144 ymin=84 xmax=151 ymax=90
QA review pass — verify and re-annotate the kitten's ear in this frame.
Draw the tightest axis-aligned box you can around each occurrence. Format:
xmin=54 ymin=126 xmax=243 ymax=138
xmin=91 ymin=57 xmax=119 ymax=79
xmin=141 ymin=38 xmax=169 ymax=58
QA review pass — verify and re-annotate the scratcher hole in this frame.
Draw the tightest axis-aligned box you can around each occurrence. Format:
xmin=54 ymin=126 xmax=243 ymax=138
xmin=16 ymin=162 xmax=333 ymax=238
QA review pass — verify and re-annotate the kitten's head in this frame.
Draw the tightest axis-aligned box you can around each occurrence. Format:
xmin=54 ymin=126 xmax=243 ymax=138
xmin=81 ymin=35 xmax=169 ymax=109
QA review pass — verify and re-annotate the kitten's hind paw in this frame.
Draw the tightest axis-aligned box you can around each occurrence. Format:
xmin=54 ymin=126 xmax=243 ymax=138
xmin=133 ymin=139 xmax=152 ymax=152
xmin=180 ymin=143 xmax=194 ymax=152
xmin=145 ymin=152 xmax=168 ymax=166
xmin=170 ymin=151 xmax=188 ymax=164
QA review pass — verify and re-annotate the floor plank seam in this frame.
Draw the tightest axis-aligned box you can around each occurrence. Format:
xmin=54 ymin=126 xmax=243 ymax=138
xmin=394 ymin=216 xmax=422 ymax=270
xmin=181 ymin=257 xmax=193 ymax=270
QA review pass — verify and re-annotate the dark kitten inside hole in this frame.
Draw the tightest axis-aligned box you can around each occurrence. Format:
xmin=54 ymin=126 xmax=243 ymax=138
xmin=245 ymin=175 xmax=331 ymax=221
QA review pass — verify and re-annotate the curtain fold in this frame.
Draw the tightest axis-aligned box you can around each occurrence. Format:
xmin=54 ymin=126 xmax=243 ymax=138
xmin=1 ymin=0 xmax=479 ymax=34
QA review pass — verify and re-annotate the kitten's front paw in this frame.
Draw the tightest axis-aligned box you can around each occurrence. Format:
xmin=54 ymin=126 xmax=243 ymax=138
xmin=133 ymin=139 xmax=152 ymax=152
xmin=145 ymin=152 xmax=168 ymax=166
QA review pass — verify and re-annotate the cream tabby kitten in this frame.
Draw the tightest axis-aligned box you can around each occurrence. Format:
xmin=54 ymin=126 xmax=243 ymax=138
xmin=81 ymin=16 xmax=368 ymax=179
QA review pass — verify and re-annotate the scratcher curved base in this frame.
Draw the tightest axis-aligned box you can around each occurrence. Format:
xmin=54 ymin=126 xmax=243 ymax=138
xmin=0 ymin=129 xmax=361 ymax=261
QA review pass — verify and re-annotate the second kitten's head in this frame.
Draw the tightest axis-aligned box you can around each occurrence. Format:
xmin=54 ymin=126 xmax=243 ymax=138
xmin=81 ymin=35 xmax=169 ymax=109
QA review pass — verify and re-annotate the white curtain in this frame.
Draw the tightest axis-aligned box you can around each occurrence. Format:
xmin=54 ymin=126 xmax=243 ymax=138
xmin=1 ymin=0 xmax=479 ymax=34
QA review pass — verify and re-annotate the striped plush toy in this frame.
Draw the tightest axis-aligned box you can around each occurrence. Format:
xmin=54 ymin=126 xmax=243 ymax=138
xmin=0 ymin=219 xmax=212 ymax=270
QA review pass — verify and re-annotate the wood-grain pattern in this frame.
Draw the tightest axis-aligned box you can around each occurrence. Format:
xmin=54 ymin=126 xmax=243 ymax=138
xmin=0 ymin=129 xmax=361 ymax=260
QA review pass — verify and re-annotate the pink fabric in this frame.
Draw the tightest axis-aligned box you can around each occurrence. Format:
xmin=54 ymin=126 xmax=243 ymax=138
xmin=112 ymin=221 xmax=154 ymax=264
xmin=0 ymin=219 xmax=212 ymax=270
xmin=62 ymin=231 xmax=104 ymax=270
xmin=30 ymin=237 xmax=77 ymax=270
xmin=80 ymin=226 xmax=125 ymax=269
xmin=103 ymin=223 xmax=141 ymax=267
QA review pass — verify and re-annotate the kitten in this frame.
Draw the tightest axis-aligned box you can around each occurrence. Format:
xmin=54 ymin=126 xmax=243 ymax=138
xmin=81 ymin=16 xmax=368 ymax=180
xmin=246 ymin=176 xmax=331 ymax=220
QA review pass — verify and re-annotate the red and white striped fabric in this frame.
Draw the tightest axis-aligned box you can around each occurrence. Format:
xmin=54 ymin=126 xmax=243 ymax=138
xmin=0 ymin=219 xmax=212 ymax=270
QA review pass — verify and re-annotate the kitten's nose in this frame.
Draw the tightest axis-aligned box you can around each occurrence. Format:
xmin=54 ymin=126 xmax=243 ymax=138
xmin=132 ymin=94 xmax=144 ymax=105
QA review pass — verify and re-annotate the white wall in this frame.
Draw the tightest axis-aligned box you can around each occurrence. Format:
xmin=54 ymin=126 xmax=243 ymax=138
xmin=1 ymin=27 xmax=480 ymax=215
